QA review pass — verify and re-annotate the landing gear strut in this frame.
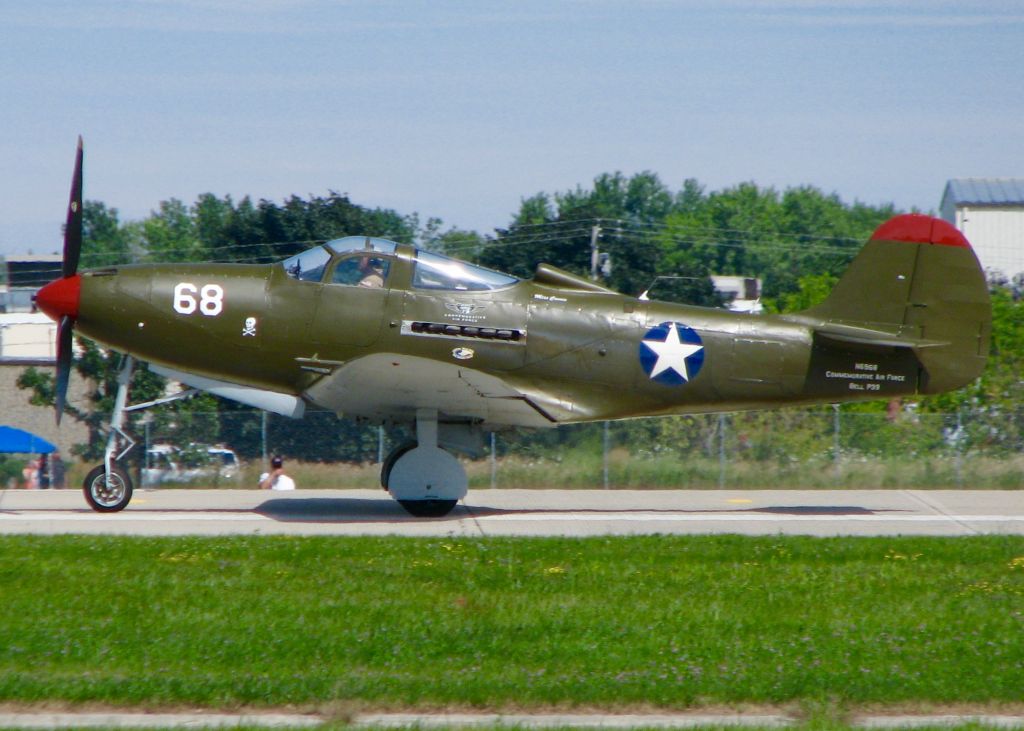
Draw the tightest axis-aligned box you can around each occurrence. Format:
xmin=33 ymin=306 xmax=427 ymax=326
xmin=382 ymin=409 xmax=467 ymax=518
xmin=81 ymin=356 xmax=198 ymax=513
xmin=82 ymin=356 xmax=135 ymax=512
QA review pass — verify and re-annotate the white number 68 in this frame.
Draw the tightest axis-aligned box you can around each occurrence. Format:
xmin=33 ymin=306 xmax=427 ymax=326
xmin=173 ymin=282 xmax=224 ymax=317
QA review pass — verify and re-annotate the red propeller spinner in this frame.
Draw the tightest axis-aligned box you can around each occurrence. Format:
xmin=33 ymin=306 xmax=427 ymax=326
xmin=35 ymin=274 xmax=81 ymax=321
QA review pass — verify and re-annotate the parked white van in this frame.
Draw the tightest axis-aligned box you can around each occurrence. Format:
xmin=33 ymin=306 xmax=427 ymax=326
xmin=142 ymin=444 xmax=241 ymax=486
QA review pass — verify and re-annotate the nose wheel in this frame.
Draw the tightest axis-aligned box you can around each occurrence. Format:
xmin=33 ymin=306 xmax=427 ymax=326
xmin=83 ymin=464 xmax=133 ymax=512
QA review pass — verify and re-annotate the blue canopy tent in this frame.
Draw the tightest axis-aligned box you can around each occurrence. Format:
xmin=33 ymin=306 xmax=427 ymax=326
xmin=0 ymin=426 xmax=57 ymax=454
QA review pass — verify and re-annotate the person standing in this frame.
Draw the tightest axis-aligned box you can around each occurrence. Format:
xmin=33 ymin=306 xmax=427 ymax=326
xmin=50 ymin=452 xmax=66 ymax=489
xmin=22 ymin=459 xmax=39 ymax=490
xmin=258 ymin=456 xmax=295 ymax=491
xmin=39 ymin=455 xmax=50 ymax=489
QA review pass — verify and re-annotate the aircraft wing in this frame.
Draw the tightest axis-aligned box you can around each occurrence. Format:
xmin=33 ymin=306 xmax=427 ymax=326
xmin=149 ymin=364 xmax=306 ymax=418
xmin=302 ymin=353 xmax=564 ymax=429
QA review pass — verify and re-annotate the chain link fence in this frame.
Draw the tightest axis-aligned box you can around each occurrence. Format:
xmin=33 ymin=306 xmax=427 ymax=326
xmin=115 ymin=405 xmax=1024 ymax=490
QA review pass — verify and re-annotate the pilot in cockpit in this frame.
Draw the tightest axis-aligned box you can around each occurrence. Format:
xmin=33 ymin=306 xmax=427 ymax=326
xmin=357 ymin=256 xmax=385 ymax=288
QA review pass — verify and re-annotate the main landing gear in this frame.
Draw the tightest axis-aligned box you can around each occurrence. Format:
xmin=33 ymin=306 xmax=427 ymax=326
xmin=82 ymin=359 xmax=467 ymax=519
xmin=381 ymin=408 xmax=468 ymax=518
xmin=81 ymin=356 xmax=198 ymax=513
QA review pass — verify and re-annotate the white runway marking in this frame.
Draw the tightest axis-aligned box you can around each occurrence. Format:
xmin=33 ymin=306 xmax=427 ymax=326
xmin=472 ymin=513 xmax=1024 ymax=523
xmin=0 ymin=512 xmax=269 ymax=521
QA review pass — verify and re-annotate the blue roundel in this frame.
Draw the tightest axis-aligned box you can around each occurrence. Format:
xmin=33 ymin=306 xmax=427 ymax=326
xmin=638 ymin=322 xmax=705 ymax=386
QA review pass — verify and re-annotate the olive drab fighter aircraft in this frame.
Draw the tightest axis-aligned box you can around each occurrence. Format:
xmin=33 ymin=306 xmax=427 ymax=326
xmin=36 ymin=140 xmax=991 ymax=516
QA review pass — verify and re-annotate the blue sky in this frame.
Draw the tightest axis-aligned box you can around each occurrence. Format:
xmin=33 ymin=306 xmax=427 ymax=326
xmin=1 ymin=0 xmax=1022 ymax=254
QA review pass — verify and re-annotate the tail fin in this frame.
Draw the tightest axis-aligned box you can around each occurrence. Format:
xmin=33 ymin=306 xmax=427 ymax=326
xmin=804 ymin=214 xmax=990 ymax=394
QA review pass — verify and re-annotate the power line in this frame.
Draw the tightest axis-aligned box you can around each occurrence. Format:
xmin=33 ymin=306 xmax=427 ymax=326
xmin=6 ymin=215 xmax=1021 ymax=286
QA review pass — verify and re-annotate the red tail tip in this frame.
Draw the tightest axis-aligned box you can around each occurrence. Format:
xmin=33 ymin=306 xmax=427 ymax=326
xmin=35 ymin=275 xmax=81 ymax=321
xmin=870 ymin=214 xmax=970 ymax=248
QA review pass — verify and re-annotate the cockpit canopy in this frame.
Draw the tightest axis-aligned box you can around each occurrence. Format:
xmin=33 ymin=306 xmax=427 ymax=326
xmin=282 ymin=237 xmax=395 ymax=283
xmin=282 ymin=236 xmax=518 ymax=292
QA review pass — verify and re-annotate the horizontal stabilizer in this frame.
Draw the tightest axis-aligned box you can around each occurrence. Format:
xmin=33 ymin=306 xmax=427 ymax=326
xmin=813 ymin=322 xmax=950 ymax=350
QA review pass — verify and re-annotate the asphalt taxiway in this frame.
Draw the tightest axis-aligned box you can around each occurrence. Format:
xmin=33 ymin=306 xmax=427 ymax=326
xmin=0 ymin=488 xmax=1021 ymax=536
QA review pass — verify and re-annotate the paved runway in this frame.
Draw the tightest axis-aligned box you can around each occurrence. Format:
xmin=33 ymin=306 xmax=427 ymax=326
xmin=0 ymin=487 xmax=1021 ymax=536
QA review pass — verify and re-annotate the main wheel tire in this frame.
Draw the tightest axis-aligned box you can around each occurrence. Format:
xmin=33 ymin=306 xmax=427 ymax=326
xmin=380 ymin=440 xmax=417 ymax=489
xmin=398 ymin=499 xmax=458 ymax=518
xmin=83 ymin=464 xmax=133 ymax=513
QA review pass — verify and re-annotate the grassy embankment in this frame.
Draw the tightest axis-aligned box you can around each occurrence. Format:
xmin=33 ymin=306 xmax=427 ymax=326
xmin=0 ymin=535 xmax=1021 ymax=714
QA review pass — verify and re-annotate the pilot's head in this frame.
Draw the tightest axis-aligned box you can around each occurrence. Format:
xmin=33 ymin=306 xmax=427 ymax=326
xmin=359 ymin=256 xmax=382 ymax=273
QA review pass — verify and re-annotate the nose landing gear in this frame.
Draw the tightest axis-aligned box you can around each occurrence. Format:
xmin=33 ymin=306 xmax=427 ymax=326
xmin=80 ymin=355 xmax=199 ymax=513
xmin=82 ymin=356 xmax=136 ymax=512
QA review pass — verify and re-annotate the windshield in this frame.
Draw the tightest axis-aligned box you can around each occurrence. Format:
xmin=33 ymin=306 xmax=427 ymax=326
xmin=413 ymin=250 xmax=518 ymax=291
xmin=282 ymin=246 xmax=332 ymax=282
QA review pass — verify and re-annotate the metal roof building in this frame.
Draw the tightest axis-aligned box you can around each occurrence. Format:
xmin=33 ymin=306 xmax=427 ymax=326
xmin=941 ymin=178 xmax=1024 ymax=278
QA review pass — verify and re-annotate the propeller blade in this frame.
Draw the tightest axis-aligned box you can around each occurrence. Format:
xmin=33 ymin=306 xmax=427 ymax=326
xmin=55 ymin=315 xmax=73 ymax=425
xmin=63 ymin=136 xmax=83 ymax=278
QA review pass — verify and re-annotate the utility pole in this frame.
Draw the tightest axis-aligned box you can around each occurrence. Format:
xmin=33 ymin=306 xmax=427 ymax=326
xmin=261 ymin=411 xmax=268 ymax=466
xmin=832 ymin=403 xmax=841 ymax=480
xmin=603 ymin=420 xmax=610 ymax=489
xmin=589 ymin=223 xmax=602 ymax=281
xmin=490 ymin=432 xmax=497 ymax=489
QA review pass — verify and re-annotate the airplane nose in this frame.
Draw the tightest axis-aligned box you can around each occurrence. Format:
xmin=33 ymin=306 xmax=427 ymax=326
xmin=35 ymin=274 xmax=81 ymax=321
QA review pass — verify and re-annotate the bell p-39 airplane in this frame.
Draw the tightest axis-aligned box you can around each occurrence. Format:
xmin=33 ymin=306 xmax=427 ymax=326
xmin=35 ymin=140 xmax=991 ymax=516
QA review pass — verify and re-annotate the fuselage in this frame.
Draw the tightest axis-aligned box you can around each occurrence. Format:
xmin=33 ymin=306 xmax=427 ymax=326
xmin=65 ymin=239 xmax=927 ymax=426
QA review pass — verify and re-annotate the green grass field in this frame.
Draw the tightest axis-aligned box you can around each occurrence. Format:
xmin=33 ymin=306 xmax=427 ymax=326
xmin=0 ymin=535 xmax=1021 ymax=714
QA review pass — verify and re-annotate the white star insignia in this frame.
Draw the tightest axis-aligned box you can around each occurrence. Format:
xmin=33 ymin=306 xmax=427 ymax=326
xmin=643 ymin=325 xmax=704 ymax=381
